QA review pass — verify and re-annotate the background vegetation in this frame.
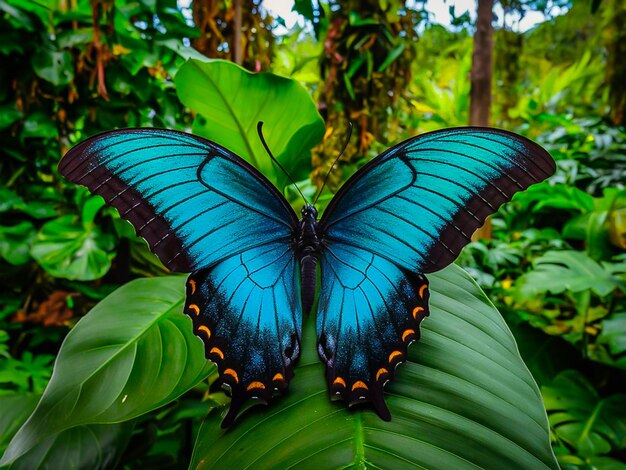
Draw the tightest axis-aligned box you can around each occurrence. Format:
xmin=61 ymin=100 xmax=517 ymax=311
xmin=0 ymin=0 xmax=625 ymax=468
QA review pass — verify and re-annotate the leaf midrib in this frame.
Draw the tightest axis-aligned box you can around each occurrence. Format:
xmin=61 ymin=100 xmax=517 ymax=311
xmin=578 ymin=400 xmax=604 ymax=447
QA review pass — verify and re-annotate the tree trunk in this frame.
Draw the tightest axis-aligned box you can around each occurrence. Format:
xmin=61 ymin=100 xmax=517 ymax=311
xmin=605 ymin=0 xmax=626 ymax=126
xmin=470 ymin=0 xmax=494 ymax=240
xmin=470 ymin=0 xmax=494 ymax=127
xmin=233 ymin=0 xmax=243 ymax=65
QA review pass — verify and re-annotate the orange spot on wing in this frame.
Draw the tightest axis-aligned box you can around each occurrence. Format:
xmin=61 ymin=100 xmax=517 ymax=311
xmin=402 ymin=329 xmax=415 ymax=342
xmin=272 ymin=373 xmax=285 ymax=382
xmin=351 ymin=380 xmax=368 ymax=391
xmin=419 ymin=284 xmax=427 ymax=299
xmin=188 ymin=304 xmax=200 ymax=316
xmin=223 ymin=368 xmax=239 ymax=383
xmin=333 ymin=377 xmax=346 ymax=388
xmin=210 ymin=347 xmax=224 ymax=360
xmin=376 ymin=368 xmax=389 ymax=381
xmin=198 ymin=325 xmax=211 ymax=338
xmin=412 ymin=306 xmax=424 ymax=319
xmin=189 ymin=279 xmax=196 ymax=294
xmin=246 ymin=381 xmax=265 ymax=392
xmin=388 ymin=350 xmax=403 ymax=363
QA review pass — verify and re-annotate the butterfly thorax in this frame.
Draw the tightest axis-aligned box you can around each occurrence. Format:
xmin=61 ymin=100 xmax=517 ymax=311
xmin=298 ymin=203 xmax=320 ymax=314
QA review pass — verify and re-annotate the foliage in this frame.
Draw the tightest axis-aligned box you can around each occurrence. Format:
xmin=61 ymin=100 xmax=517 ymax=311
xmin=516 ymin=250 xmax=625 ymax=297
xmin=191 ymin=0 xmax=275 ymax=71
xmin=2 ymin=0 xmax=626 ymax=467
xmin=309 ymin=0 xmax=424 ymax=192
xmin=544 ymin=370 xmax=626 ymax=461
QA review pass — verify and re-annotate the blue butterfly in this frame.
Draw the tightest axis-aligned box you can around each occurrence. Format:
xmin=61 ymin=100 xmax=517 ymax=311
xmin=59 ymin=125 xmax=554 ymax=427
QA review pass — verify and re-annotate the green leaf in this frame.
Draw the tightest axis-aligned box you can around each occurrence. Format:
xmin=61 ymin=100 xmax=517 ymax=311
xmin=348 ymin=11 xmax=381 ymax=26
xmin=1 ymin=390 xmax=131 ymax=469
xmin=0 ymin=353 xmax=54 ymax=394
xmin=190 ymin=265 xmax=557 ymax=469
xmin=57 ymin=27 xmax=94 ymax=48
xmin=175 ymin=59 xmax=325 ymax=188
xmin=542 ymin=370 xmax=626 ymax=457
xmin=378 ymin=43 xmax=405 ymax=72
xmin=514 ymin=183 xmax=595 ymax=213
xmin=0 ymin=188 xmax=23 ymax=213
xmin=0 ymin=103 xmax=22 ymax=130
xmin=31 ymin=49 xmax=74 ymax=86
xmin=598 ymin=313 xmax=626 ymax=365
xmin=516 ymin=250 xmax=624 ymax=298
xmin=0 ymin=277 xmax=215 ymax=465
xmin=0 ymin=222 xmax=35 ymax=265
xmin=21 ymin=112 xmax=58 ymax=140
xmin=9 ymin=423 xmax=133 ymax=470
xmin=30 ymin=214 xmax=116 ymax=281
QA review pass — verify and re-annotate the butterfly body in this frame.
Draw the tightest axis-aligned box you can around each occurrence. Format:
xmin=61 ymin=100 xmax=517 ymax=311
xmin=59 ymin=126 xmax=555 ymax=427
xmin=297 ymin=203 xmax=321 ymax=315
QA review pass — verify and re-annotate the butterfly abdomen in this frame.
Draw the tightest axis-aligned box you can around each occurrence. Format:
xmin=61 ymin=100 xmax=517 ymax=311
xmin=300 ymin=254 xmax=318 ymax=314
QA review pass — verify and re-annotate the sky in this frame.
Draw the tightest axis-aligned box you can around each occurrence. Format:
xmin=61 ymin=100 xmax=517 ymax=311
xmin=263 ymin=0 xmax=569 ymax=34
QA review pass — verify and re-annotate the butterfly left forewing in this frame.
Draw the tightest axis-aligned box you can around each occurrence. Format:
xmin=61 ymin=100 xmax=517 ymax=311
xmin=59 ymin=128 xmax=298 ymax=273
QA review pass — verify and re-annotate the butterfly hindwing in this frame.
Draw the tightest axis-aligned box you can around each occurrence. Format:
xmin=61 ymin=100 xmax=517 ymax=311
xmin=59 ymin=129 xmax=302 ymax=426
xmin=185 ymin=241 xmax=302 ymax=427
xmin=317 ymin=242 xmax=429 ymax=419
xmin=317 ymin=127 xmax=555 ymax=415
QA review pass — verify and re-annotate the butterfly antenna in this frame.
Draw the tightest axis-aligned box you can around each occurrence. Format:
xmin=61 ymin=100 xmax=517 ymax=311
xmin=313 ymin=121 xmax=353 ymax=206
xmin=257 ymin=122 xmax=308 ymax=204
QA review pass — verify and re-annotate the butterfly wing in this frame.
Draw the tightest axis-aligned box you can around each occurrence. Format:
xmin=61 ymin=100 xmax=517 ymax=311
xmin=317 ymin=243 xmax=430 ymax=419
xmin=317 ymin=127 xmax=555 ymax=415
xmin=59 ymin=129 xmax=302 ymax=426
xmin=185 ymin=241 xmax=301 ymax=427
xmin=59 ymin=128 xmax=298 ymax=272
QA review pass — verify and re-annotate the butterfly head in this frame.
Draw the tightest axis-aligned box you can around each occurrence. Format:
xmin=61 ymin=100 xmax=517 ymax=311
xmin=301 ymin=203 xmax=318 ymax=221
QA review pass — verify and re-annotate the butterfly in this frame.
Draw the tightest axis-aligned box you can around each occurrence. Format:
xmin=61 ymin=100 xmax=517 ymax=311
xmin=59 ymin=125 xmax=555 ymax=427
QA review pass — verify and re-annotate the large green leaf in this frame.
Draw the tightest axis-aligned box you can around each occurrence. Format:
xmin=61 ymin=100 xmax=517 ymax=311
xmin=175 ymin=58 xmax=325 ymax=188
xmin=0 ymin=277 xmax=215 ymax=465
xmin=190 ymin=265 xmax=557 ymax=469
xmin=542 ymin=370 xmax=626 ymax=458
